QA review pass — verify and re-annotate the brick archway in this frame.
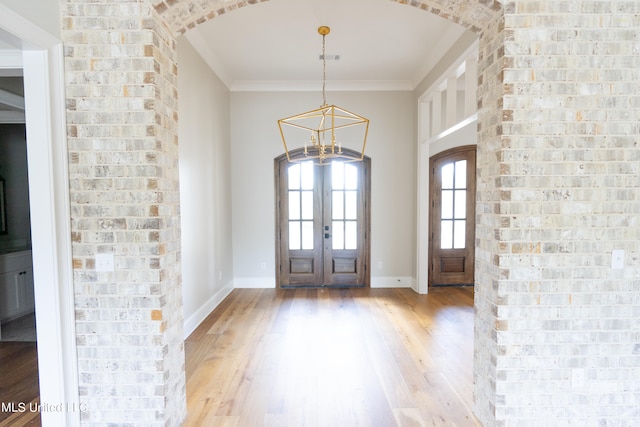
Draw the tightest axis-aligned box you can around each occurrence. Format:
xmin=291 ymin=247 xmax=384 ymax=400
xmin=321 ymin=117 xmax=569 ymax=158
xmin=149 ymin=2 xmax=506 ymax=425
xmin=153 ymin=0 xmax=501 ymax=35
xmin=61 ymin=0 xmax=640 ymax=424
xmin=62 ymin=0 xmax=502 ymax=425
xmin=164 ymin=3 xmax=504 ymax=427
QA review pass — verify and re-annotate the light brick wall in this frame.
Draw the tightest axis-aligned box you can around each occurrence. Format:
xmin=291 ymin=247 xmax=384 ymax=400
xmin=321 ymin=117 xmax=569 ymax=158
xmin=57 ymin=0 xmax=639 ymax=425
xmin=150 ymin=0 xmax=501 ymax=35
xmin=487 ymin=1 xmax=640 ymax=425
xmin=474 ymin=7 xmax=506 ymax=424
xmin=61 ymin=0 xmax=186 ymax=424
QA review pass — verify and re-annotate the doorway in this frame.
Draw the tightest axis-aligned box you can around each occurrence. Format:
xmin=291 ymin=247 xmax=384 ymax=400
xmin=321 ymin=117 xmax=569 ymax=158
xmin=429 ymin=145 xmax=476 ymax=286
xmin=275 ymin=148 xmax=370 ymax=287
xmin=0 ymin=5 xmax=80 ymax=425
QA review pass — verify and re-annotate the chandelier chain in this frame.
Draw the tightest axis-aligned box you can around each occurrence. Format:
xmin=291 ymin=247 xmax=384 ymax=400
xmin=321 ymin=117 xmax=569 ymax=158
xmin=322 ymin=32 xmax=327 ymax=106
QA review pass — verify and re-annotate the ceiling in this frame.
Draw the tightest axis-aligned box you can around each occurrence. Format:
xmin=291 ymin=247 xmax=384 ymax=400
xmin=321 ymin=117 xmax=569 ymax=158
xmin=184 ymin=0 xmax=470 ymax=91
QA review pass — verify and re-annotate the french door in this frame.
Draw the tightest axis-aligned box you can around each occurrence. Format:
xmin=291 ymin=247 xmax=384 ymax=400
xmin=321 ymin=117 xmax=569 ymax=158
xmin=429 ymin=146 xmax=476 ymax=286
xmin=275 ymin=150 xmax=370 ymax=287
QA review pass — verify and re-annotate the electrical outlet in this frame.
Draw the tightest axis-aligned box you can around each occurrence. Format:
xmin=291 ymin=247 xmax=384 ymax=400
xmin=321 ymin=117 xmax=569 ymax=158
xmin=95 ymin=253 xmax=114 ymax=272
xmin=612 ymin=250 xmax=624 ymax=269
xmin=571 ymin=368 xmax=585 ymax=388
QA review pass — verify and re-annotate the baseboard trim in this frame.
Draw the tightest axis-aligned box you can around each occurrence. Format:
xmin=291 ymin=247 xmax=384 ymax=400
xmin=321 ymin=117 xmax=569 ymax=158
xmin=183 ymin=283 xmax=233 ymax=339
xmin=233 ymin=277 xmax=276 ymax=289
xmin=371 ymin=276 xmax=415 ymax=288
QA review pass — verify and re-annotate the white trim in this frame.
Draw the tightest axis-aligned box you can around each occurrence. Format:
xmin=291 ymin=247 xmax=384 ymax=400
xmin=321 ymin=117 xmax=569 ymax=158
xmin=0 ymin=50 xmax=22 ymax=71
xmin=0 ymin=110 xmax=25 ymax=123
xmin=370 ymin=276 xmax=414 ymax=288
xmin=230 ymin=79 xmax=414 ymax=92
xmin=417 ymin=39 xmax=479 ymax=103
xmin=233 ymin=277 xmax=276 ymax=288
xmin=0 ymin=3 xmax=79 ymax=426
xmin=426 ymin=113 xmax=478 ymax=146
xmin=416 ymin=134 xmax=431 ymax=294
xmin=416 ymin=38 xmax=479 ymax=296
xmin=0 ymin=87 xmax=24 ymax=110
xmin=23 ymin=46 xmax=80 ymax=427
xmin=183 ymin=283 xmax=233 ymax=339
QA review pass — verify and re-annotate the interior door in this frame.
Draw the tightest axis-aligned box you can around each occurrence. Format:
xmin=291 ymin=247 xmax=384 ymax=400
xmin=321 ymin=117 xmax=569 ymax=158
xmin=276 ymin=150 xmax=370 ymax=287
xmin=429 ymin=146 xmax=476 ymax=286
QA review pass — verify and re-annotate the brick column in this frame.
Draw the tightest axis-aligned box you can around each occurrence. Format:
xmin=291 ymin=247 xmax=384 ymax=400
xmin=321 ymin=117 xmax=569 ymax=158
xmin=61 ymin=1 xmax=186 ymax=424
xmin=476 ymin=1 xmax=640 ymax=425
xmin=473 ymin=9 xmax=506 ymax=426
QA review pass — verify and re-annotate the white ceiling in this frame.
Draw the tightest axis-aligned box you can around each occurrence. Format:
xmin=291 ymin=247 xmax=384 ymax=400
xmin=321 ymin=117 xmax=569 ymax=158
xmin=185 ymin=0 xmax=469 ymax=91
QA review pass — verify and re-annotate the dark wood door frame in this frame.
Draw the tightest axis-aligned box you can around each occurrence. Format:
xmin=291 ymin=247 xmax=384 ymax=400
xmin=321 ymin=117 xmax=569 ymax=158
xmin=275 ymin=148 xmax=371 ymax=288
xmin=429 ymin=145 xmax=476 ymax=286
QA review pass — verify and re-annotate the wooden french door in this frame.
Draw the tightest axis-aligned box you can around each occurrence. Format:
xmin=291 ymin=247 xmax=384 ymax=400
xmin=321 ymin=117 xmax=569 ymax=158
xmin=275 ymin=149 xmax=370 ymax=287
xmin=429 ymin=146 xmax=476 ymax=286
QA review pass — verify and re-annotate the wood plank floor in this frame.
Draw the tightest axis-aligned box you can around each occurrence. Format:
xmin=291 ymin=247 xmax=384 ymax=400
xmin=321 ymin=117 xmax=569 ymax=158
xmin=0 ymin=342 xmax=41 ymax=426
xmin=184 ymin=287 xmax=479 ymax=427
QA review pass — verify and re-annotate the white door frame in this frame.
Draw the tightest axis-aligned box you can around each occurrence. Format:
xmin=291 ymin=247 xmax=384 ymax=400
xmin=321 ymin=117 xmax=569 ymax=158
xmin=415 ymin=41 xmax=478 ymax=295
xmin=0 ymin=5 xmax=80 ymax=426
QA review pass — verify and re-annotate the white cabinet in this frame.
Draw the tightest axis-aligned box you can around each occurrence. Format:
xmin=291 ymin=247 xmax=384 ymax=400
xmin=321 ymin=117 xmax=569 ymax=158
xmin=0 ymin=250 xmax=35 ymax=322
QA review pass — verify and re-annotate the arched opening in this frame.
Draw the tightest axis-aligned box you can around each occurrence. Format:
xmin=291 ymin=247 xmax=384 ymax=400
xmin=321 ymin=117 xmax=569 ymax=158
xmin=160 ymin=1 xmax=504 ymax=425
xmin=62 ymin=0 xmax=506 ymax=425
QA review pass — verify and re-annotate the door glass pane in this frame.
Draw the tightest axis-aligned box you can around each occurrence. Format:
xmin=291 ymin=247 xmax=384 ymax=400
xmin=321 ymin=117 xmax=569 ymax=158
xmin=288 ymin=164 xmax=300 ymax=190
xmin=441 ymin=220 xmax=453 ymax=249
xmin=301 ymin=161 xmax=314 ymax=190
xmin=301 ymin=221 xmax=314 ymax=250
xmin=301 ymin=191 xmax=313 ymax=219
xmin=441 ymin=190 xmax=453 ymax=219
xmin=454 ymin=220 xmax=466 ymax=249
xmin=455 ymin=160 xmax=467 ymax=189
xmin=441 ymin=163 xmax=454 ymax=189
xmin=332 ymin=161 xmax=344 ymax=190
xmin=332 ymin=220 xmax=344 ymax=250
xmin=345 ymin=221 xmax=357 ymax=250
xmin=454 ymin=190 xmax=466 ymax=219
xmin=345 ymin=191 xmax=357 ymax=220
xmin=345 ymin=163 xmax=358 ymax=190
xmin=289 ymin=191 xmax=300 ymax=220
xmin=289 ymin=221 xmax=301 ymax=250
xmin=332 ymin=191 xmax=344 ymax=220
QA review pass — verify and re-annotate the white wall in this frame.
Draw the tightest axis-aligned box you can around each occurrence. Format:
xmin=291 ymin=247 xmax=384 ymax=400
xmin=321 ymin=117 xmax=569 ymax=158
xmin=177 ymin=37 xmax=233 ymax=337
xmin=231 ymin=91 xmax=416 ymax=287
xmin=0 ymin=0 xmax=60 ymax=39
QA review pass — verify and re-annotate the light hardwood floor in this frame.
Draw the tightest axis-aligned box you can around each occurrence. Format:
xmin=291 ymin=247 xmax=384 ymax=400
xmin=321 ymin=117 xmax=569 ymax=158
xmin=184 ymin=287 xmax=479 ymax=427
xmin=0 ymin=342 xmax=40 ymax=426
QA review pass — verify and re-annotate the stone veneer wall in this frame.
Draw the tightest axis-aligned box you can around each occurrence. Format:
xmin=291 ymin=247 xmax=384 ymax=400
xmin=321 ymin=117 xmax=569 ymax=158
xmin=61 ymin=0 xmax=186 ymax=424
xmin=474 ymin=6 xmax=506 ymax=425
xmin=486 ymin=1 xmax=640 ymax=425
xmin=58 ymin=0 xmax=639 ymax=425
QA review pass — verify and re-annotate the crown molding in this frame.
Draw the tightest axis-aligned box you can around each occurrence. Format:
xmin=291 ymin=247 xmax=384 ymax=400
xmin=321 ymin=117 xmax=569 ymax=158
xmin=230 ymin=79 xmax=414 ymax=92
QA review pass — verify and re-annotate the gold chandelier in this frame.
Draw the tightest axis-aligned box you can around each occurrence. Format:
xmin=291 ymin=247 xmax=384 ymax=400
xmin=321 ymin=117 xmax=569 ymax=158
xmin=278 ymin=26 xmax=370 ymax=165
